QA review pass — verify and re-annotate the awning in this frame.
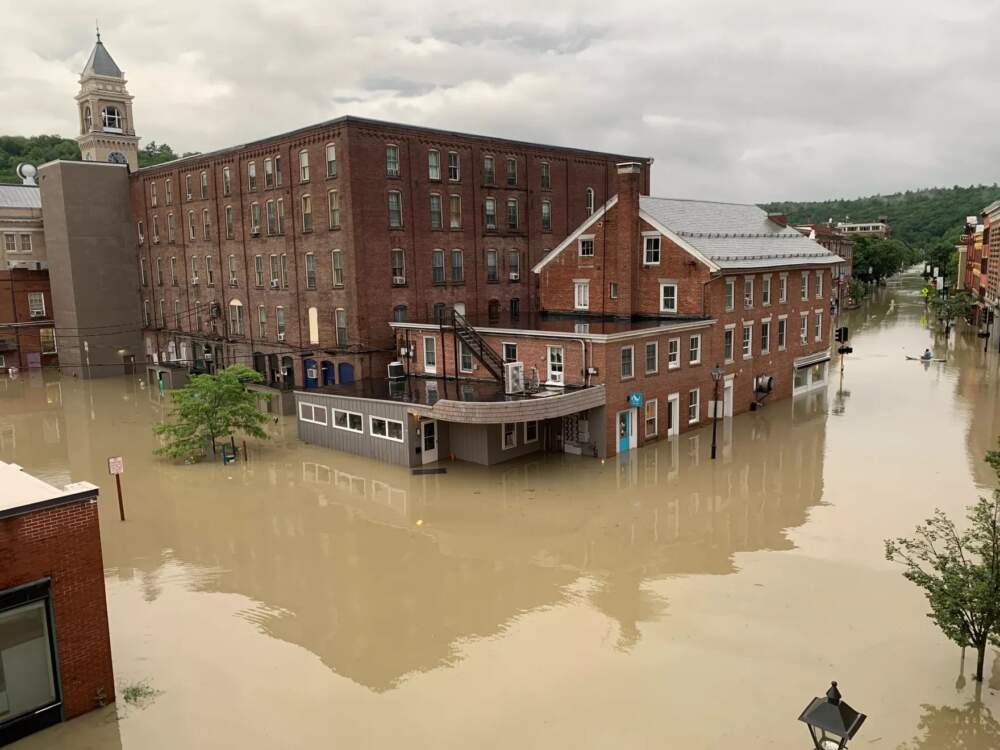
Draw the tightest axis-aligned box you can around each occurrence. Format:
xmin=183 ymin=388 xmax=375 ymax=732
xmin=794 ymin=350 xmax=832 ymax=370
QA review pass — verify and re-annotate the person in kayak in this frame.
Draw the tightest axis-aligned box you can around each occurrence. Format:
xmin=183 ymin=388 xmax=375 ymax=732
xmin=921 ymin=349 xmax=933 ymax=360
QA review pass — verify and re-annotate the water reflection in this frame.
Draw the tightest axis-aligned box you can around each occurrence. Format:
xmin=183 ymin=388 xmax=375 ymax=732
xmin=898 ymin=682 xmax=1000 ymax=750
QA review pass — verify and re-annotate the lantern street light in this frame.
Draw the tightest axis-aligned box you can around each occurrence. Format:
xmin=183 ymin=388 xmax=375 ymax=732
xmin=710 ymin=364 xmax=724 ymax=460
xmin=798 ymin=681 xmax=867 ymax=750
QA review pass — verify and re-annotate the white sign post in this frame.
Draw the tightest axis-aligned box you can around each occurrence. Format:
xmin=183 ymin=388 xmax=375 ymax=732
xmin=108 ymin=456 xmax=126 ymax=521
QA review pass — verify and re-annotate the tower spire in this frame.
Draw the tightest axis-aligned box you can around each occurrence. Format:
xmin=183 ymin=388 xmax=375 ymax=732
xmin=96 ymin=20 xmax=101 ymax=43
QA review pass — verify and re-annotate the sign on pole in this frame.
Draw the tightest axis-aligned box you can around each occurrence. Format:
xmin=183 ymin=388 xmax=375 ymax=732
xmin=108 ymin=456 xmax=124 ymax=475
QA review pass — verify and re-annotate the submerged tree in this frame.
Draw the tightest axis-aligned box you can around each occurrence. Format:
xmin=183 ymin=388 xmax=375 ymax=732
xmin=886 ymin=447 xmax=1000 ymax=681
xmin=153 ymin=365 xmax=270 ymax=462
xmin=928 ymin=291 xmax=976 ymax=334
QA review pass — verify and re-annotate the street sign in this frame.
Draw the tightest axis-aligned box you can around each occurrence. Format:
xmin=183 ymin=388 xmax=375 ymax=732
xmin=628 ymin=391 xmax=644 ymax=407
xmin=108 ymin=456 xmax=124 ymax=475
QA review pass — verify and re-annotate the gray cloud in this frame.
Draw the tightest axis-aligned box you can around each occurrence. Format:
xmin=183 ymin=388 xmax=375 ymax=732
xmin=4 ymin=0 xmax=999 ymax=202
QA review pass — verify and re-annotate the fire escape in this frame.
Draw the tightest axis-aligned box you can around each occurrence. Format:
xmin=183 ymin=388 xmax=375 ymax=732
xmin=451 ymin=309 xmax=505 ymax=386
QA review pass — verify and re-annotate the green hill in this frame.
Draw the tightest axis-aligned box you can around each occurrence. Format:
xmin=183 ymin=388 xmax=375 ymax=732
xmin=0 ymin=136 xmax=196 ymax=182
xmin=761 ymin=184 xmax=1000 ymax=249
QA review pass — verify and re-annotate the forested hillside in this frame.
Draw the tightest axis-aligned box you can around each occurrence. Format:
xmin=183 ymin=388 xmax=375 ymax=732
xmin=761 ymin=184 xmax=1000 ymax=249
xmin=0 ymin=136 xmax=196 ymax=182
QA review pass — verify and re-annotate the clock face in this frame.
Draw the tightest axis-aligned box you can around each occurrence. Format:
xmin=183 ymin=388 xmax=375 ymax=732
xmin=108 ymin=151 xmax=128 ymax=165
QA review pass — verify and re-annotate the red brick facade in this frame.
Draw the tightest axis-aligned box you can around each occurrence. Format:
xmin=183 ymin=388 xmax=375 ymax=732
xmin=0 ymin=269 xmax=58 ymax=370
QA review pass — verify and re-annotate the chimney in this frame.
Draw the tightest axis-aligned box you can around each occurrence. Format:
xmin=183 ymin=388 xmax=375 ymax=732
xmin=615 ymin=162 xmax=643 ymax=317
xmin=616 ymin=162 xmax=643 ymax=215
xmin=768 ymin=213 xmax=788 ymax=227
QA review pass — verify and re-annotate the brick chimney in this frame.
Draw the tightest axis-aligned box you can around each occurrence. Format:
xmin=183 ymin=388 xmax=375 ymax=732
xmin=612 ymin=162 xmax=643 ymax=317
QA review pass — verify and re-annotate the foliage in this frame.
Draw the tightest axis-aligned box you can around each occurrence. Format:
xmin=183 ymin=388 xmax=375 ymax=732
xmin=928 ymin=291 xmax=977 ymax=329
xmin=120 ymin=680 xmax=160 ymax=707
xmin=762 ymin=184 xmax=1000 ymax=252
xmin=924 ymin=242 xmax=960 ymax=285
xmin=0 ymin=135 xmax=80 ymax=182
xmin=138 ymin=141 xmax=200 ymax=168
xmin=153 ymin=365 xmax=270 ymax=462
xmin=897 ymin=694 xmax=1000 ymax=750
xmin=885 ymin=444 xmax=1000 ymax=681
xmin=847 ymin=278 xmax=866 ymax=303
xmin=852 ymin=236 xmax=919 ymax=283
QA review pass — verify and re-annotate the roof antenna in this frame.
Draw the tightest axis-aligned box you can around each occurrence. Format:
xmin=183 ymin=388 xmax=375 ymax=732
xmin=96 ymin=20 xmax=101 ymax=43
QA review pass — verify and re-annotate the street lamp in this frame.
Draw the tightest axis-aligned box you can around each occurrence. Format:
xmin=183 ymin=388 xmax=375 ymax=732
xmin=710 ymin=364 xmax=724 ymax=460
xmin=798 ymin=681 xmax=867 ymax=750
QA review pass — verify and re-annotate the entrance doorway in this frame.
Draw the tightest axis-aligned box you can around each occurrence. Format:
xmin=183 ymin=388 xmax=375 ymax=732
xmin=616 ymin=408 xmax=637 ymax=454
xmin=666 ymin=393 xmax=680 ymax=437
xmin=338 ymin=362 xmax=355 ymax=384
xmin=723 ymin=377 xmax=734 ymax=417
xmin=303 ymin=358 xmax=318 ymax=389
xmin=320 ymin=361 xmax=335 ymax=385
xmin=421 ymin=420 xmax=439 ymax=463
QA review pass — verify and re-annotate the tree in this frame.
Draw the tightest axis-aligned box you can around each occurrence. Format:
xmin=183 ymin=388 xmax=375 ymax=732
xmin=139 ymin=140 xmax=200 ymax=168
xmin=885 ymin=447 xmax=1000 ymax=681
xmin=153 ymin=365 xmax=270 ymax=462
xmin=897 ymin=690 xmax=1000 ymax=750
xmin=928 ymin=291 xmax=977 ymax=334
xmin=852 ymin=236 xmax=917 ymax=283
xmin=0 ymin=135 xmax=80 ymax=182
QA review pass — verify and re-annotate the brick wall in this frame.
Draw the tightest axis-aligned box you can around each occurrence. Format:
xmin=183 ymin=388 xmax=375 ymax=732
xmin=0 ymin=498 xmax=115 ymax=719
xmin=0 ymin=269 xmax=58 ymax=368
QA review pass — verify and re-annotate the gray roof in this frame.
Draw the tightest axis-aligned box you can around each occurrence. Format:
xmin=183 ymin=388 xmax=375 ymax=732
xmin=0 ymin=184 xmax=41 ymax=209
xmin=640 ymin=196 xmax=843 ymax=270
xmin=81 ymin=40 xmax=122 ymax=78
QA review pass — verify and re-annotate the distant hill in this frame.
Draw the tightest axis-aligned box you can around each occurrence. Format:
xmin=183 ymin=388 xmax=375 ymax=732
xmin=0 ymin=136 xmax=197 ymax=182
xmin=761 ymin=184 xmax=1000 ymax=249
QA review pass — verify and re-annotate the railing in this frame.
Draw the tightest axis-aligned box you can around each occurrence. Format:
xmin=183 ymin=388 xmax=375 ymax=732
xmin=451 ymin=310 xmax=505 ymax=384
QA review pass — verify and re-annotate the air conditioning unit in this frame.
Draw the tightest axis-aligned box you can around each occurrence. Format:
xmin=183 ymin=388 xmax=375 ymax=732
xmin=251 ymin=228 xmax=260 ymax=237
xmin=191 ymin=278 xmax=200 ymax=286
xmin=387 ymin=361 xmax=406 ymax=381
xmin=277 ymin=332 xmax=286 ymax=341
xmin=504 ymin=361 xmax=525 ymax=394
xmin=30 ymin=311 xmax=44 ymax=318
xmin=486 ymin=222 xmax=497 ymax=230
xmin=270 ymin=279 xmax=280 ymax=289
xmin=393 ymin=276 xmax=406 ymax=285
xmin=509 ymin=272 xmax=519 ymax=281
xmin=229 ymin=280 xmax=238 ymax=287
xmin=755 ymin=375 xmax=775 ymax=394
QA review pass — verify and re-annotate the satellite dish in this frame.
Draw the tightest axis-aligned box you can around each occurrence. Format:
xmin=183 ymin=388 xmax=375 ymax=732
xmin=16 ymin=163 xmax=37 ymax=186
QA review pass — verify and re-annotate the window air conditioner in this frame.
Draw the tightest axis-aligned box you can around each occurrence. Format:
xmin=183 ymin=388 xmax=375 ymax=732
xmin=191 ymin=277 xmax=200 ymax=285
xmin=30 ymin=311 xmax=44 ymax=318
xmin=270 ymin=279 xmax=280 ymax=289
xmin=277 ymin=332 xmax=285 ymax=341
xmin=509 ymin=272 xmax=519 ymax=281
xmin=504 ymin=361 xmax=525 ymax=394
xmin=393 ymin=276 xmax=406 ymax=285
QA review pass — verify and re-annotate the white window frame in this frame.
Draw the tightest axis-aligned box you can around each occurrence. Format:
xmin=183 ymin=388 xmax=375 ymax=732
xmin=761 ymin=317 xmax=771 ymax=354
xmin=574 ymin=280 xmax=590 ymax=310
xmin=502 ymin=422 xmax=518 ymax=450
xmin=502 ymin=342 xmax=517 ymax=363
xmin=299 ymin=402 xmax=328 ymax=426
xmin=742 ymin=322 xmax=753 ymax=359
xmin=386 ymin=145 xmax=400 ymax=177
xmin=325 ymin=143 xmax=337 ymax=178
xmin=447 ymin=151 xmax=460 ymax=181
xmin=578 ymin=235 xmax=595 ymax=257
xmin=620 ymin=345 xmax=634 ymax=380
xmin=427 ymin=149 xmax=440 ymax=180
xmin=643 ymin=232 xmax=661 ymax=265
xmin=743 ymin=276 xmax=754 ymax=308
xmin=332 ymin=408 xmax=364 ymax=434
xmin=778 ymin=315 xmax=788 ymax=351
xmin=27 ymin=292 xmax=45 ymax=317
xmin=815 ymin=270 xmax=823 ymax=299
xmin=724 ymin=324 xmax=736 ymax=364
xmin=370 ymin=415 xmax=405 ymax=443
xmin=814 ymin=309 xmax=824 ymax=342
xmin=800 ymin=312 xmax=809 ymax=345
xmin=779 ymin=273 xmax=788 ymax=303
xmin=659 ymin=282 xmax=678 ymax=313
xmin=725 ymin=278 xmax=735 ymax=311
xmin=459 ymin=342 xmax=474 ymax=373
xmin=689 ymin=334 xmax=702 ymax=365
xmin=524 ymin=420 xmax=539 ymax=444
xmin=800 ymin=271 xmax=809 ymax=301
xmin=762 ymin=275 xmax=771 ymax=306
xmin=688 ymin=388 xmax=700 ymax=424
xmin=645 ymin=341 xmax=658 ymax=375
xmin=644 ymin=398 xmax=658 ymax=438
xmin=547 ymin=346 xmax=564 ymax=385
xmin=667 ymin=338 xmax=680 ymax=369
xmin=299 ymin=149 xmax=310 ymax=182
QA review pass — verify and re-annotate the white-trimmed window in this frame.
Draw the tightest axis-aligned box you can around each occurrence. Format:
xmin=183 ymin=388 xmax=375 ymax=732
xmin=799 ymin=312 xmax=809 ymax=344
xmin=185 ymin=173 xmax=193 ymax=200
xmin=429 ymin=193 xmax=443 ymax=230
xmin=814 ymin=309 xmax=824 ymax=341
xmin=328 ymin=190 xmax=340 ymax=228
xmin=506 ymin=198 xmax=518 ymax=229
xmin=432 ymin=249 xmax=445 ymax=283
xmin=744 ymin=276 xmax=754 ymax=308
xmin=202 ymin=208 xmax=211 ymax=239
xmin=249 ymin=203 xmax=261 ymax=235
xmin=585 ymin=187 xmax=595 ymax=216
xmin=305 ymin=252 xmax=317 ymax=289
xmin=224 ymin=206 xmax=234 ymax=239
xmin=762 ymin=275 xmax=771 ymax=305
xmin=505 ymin=157 xmax=517 ymax=186
xmin=524 ymin=420 xmax=539 ymax=443
xmin=816 ymin=270 xmax=824 ymax=299
xmin=228 ymin=299 xmax=244 ymax=335
xmin=579 ymin=236 xmax=595 ymax=257
xmin=742 ymin=322 xmax=753 ymax=358
xmin=667 ymin=338 xmax=680 ymax=369
xmin=609 ymin=282 xmax=619 ymax=299
xmin=448 ymin=151 xmax=460 ymax=181
xmin=27 ymin=292 xmax=45 ymax=318
xmin=386 ymin=145 xmax=400 ymax=177
xmin=540 ymin=162 xmax=551 ymax=190
xmin=165 ymin=178 xmax=172 ymax=204
xmin=3 ymin=233 xmax=16 ymax=252
xmin=192 ymin=256 xmax=201 ymax=285
xmin=725 ymin=278 xmax=735 ymax=311
xmin=299 ymin=402 xmax=327 ymax=425
xmin=152 ymin=215 xmax=160 ymax=243
xmin=484 ymin=198 xmax=496 ymax=229
xmin=659 ymin=283 xmax=677 ymax=313
xmin=263 ymin=158 xmax=274 ymax=189
xmin=779 ymin=273 xmax=788 ymax=303
xmin=449 ymin=195 xmax=462 ymax=229
xmin=643 ymin=233 xmax=661 ymax=265
xmin=391 ymin=248 xmax=405 ymax=284
xmin=301 ymin=194 xmax=313 ymax=232
xmin=332 ymin=250 xmax=344 ymax=287
xmin=388 ymin=191 xmax=403 ymax=228
xmin=541 ymin=200 xmax=552 ymax=231
xmin=423 ymin=336 xmax=437 ymax=373
xmin=299 ymin=149 xmax=310 ymax=182
xmin=333 ymin=408 xmax=364 ymax=433
xmin=257 ymin=305 xmax=267 ymax=338
xmin=645 ymin=399 xmax=658 ymax=437
xmin=335 ymin=308 xmax=347 ymax=346
xmin=645 ymin=341 xmax=658 ymax=374
xmin=206 ymin=255 xmax=215 ymax=286
xmin=40 ymin=328 xmax=56 ymax=354
xmin=427 ymin=149 xmax=440 ymax=180
xmin=502 ymin=422 xmax=517 ymax=450
xmin=370 ymin=416 xmax=404 ymax=442
xmin=620 ymin=345 xmax=634 ymax=379
xmin=136 ymin=222 xmax=144 ymax=245
xmin=451 ymin=249 xmax=464 ymax=282
xmin=689 ymin=334 xmax=701 ymax=364
xmin=483 ymin=155 xmax=495 ymax=184
xmin=276 ymin=305 xmax=286 ymax=339
xmin=139 ymin=257 xmax=148 ymax=286
xmin=150 ymin=182 xmax=158 ymax=206
xmin=574 ymin=281 xmax=590 ymax=310
xmin=187 ymin=210 xmax=196 ymax=240
xmin=167 ymin=212 xmax=176 ymax=242
xmin=222 ymin=167 xmax=231 ymax=196
xmin=486 ymin=249 xmax=498 ymax=282
xmin=200 ymin=171 xmax=208 ymax=198
xmin=248 ymin=161 xmax=257 ymax=191
xmin=688 ymin=388 xmax=700 ymax=424
xmin=761 ymin=319 xmax=771 ymax=354
xmin=724 ymin=325 xmax=735 ymax=362
xmin=547 ymin=346 xmax=564 ymax=384
xmin=778 ymin=316 xmax=787 ymax=350
xmin=800 ymin=271 xmax=809 ymax=301
xmin=502 ymin=342 xmax=517 ymax=363
xmin=326 ymin=144 xmax=337 ymax=178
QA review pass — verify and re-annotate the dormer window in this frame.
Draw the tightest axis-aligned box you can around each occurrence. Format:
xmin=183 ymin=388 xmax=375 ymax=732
xmin=101 ymin=106 xmax=123 ymax=132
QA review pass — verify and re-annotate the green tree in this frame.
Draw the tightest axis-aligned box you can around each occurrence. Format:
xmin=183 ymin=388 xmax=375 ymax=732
xmin=852 ymin=236 xmax=916 ymax=283
xmin=139 ymin=141 xmax=200 ymax=168
xmin=885 ymin=447 xmax=1000 ymax=681
xmin=928 ymin=291 xmax=977 ymax=334
xmin=153 ymin=365 xmax=270 ymax=462
xmin=0 ymin=135 xmax=80 ymax=182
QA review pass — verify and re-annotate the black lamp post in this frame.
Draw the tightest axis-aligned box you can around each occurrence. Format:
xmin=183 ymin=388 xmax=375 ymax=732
xmin=798 ymin=681 xmax=867 ymax=750
xmin=710 ymin=364 xmax=724 ymax=460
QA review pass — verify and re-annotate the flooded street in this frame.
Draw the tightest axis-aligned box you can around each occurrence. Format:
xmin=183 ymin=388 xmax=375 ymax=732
xmin=4 ymin=269 xmax=1000 ymax=749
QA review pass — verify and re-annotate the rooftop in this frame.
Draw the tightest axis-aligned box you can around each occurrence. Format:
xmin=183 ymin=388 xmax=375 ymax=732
xmin=301 ymin=376 xmax=589 ymax=405
xmin=391 ymin=311 xmax=712 ymax=339
xmin=0 ymin=460 xmax=99 ymax=519
xmin=0 ymin=183 xmax=41 ymax=209
xmin=81 ymin=36 xmax=123 ymax=78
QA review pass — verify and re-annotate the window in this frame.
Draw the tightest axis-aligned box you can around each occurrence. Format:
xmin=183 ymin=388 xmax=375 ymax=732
xmin=371 ymin=416 xmax=405 ymax=442
xmin=427 ymin=149 xmax=440 ymax=180
xmin=299 ymin=402 xmax=327 ymax=425
xmin=509 ymin=250 xmax=520 ymax=278
xmin=174 ymin=300 xmax=182 ymax=329
xmin=143 ymin=300 xmax=151 ymax=327
xmin=263 ymin=158 xmax=274 ymax=189
xmin=480 ymin=197 xmax=496 ymax=230
xmin=423 ymin=193 xmax=441 ymax=229
xmin=301 ymin=195 xmax=313 ymax=232
xmin=187 ymin=210 xmax=196 ymax=240
xmin=276 ymin=306 xmax=286 ymax=339
xmin=27 ymin=292 xmax=45 ymax=317
xmin=222 ymin=167 xmax=231 ymax=196
xmin=744 ymin=277 xmax=754 ymax=308
xmin=688 ymin=388 xmax=700 ymax=424
xmin=158 ymin=299 xmax=165 ymax=326
xmin=170 ymin=256 xmax=178 ymax=285
xmin=202 ymin=208 xmax=211 ymax=239
xmin=432 ymin=249 xmax=445 ymax=283
xmin=540 ymin=162 xmax=551 ymax=190
xmin=155 ymin=257 xmax=163 ymax=286
xmin=391 ymin=248 xmax=405 ymax=283
xmin=506 ymin=198 xmax=518 ymax=229
xmin=451 ymin=249 xmax=464 ymax=282
xmin=249 ymin=203 xmax=261 ymax=235
xmin=667 ymin=338 xmax=680 ymax=369
xmin=325 ymin=144 xmax=337 ymax=178
xmin=689 ymin=334 xmax=701 ymax=364
xmin=486 ymin=249 xmax=498 ymax=282
xmin=386 ymin=145 xmax=400 ymax=177
xmin=659 ymin=283 xmax=678 ymax=313
xmin=228 ymin=300 xmax=244 ymax=335
xmin=305 ymin=253 xmax=317 ymax=289
xmin=388 ymin=191 xmax=403 ymax=228
xmin=167 ymin=213 xmax=176 ymax=242
xmin=40 ymin=328 xmax=56 ymax=354
xmin=166 ymin=178 xmax=173 ymax=205
xmin=525 ymin=420 xmax=539 ymax=443
xmin=799 ymin=313 xmax=809 ymax=344
xmin=814 ymin=309 xmax=823 ymax=341
xmin=152 ymin=216 xmax=160 ymax=243
xmin=459 ymin=342 xmax=473 ymax=372
xmin=195 ymin=300 xmax=203 ymax=331
xmin=3 ymin=233 xmax=15 ymax=252
xmin=645 ymin=399 xmax=658 ymax=437
xmin=645 ymin=341 xmax=658 ymax=374
xmin=332 ymin=250 xmax=344 ymax=287
xmin=447 ymin=151 xmax=459 ymax=181
xmin=761 ymin=319 xmax=771 ymax=353
xmin=200 ymin=171 xmax=208 ymax=198
xmin=725 ymin=278 xmax=735 ymax=311
xmin=277 ymin=199 xmax=284 ymax=234
xmin=449 ymin=195 xmax=462 ymax=229
xmin=184 ymin=174 xmax=192 ymax=200
xmin=724 ymin=326 xmax=735 ymax=362
xmin=762 ymin=276 xmax=771 ymax=305
xmin=488 ymin=299 xmax=502 ymax=322
xmin=325 ymin=190 xmax=340 ymax=229
xmin=299 ymin=149 xmax=310 ymax=182
xmin=800 ymin=271 xmax=809 ymax=301
xmin=280 ymin=254 xmax=289 ymax=288
xmin=206 ymin=255 xmax=215 ymax=286
xmin=816 ymin=270 xmax=824 ymax=298
xmin=228 ymin=254 xmax=238 ymax=286
xmin=265 ymin=200 xmax=277 ymax=235
xmin=393 ymin=305 xmax=407 ymax=322
xmin=585 ymin=187 xmax=595 ymax=216
xmin=139 ymin=257 xmax=148 ymax=286
xmin=579 ymin=236 xmax=594 ymax=257
xmin=541 ymin=200 xmax=552 ymax=231
xmin=333 ymin=408 xmax=363 ymax=433
xmin=620 ymin=346 xmax=635 ymax=379
xmin=225 ymin=206 xmax=234 ymax=239
xmin=139 ymin=222 xmax=147 ymax=245
xmin=574 ymin=281 xmax=589 ymax=310
xmin=248 ymin=161 xmax=257 ymax=191
xmin=779 ymin=274 xmax=788 ymax=303
xmin=502 ymin=342 xmax=517 ymax=363
xmin=423 ymin=337 xmax=438 ymax=372
xmin=335 ymin=308 xmax=347 ymax=346
xmin=483 ymin=156 xmax=495 ymax=185
xmin=254 ymin=255 xmax=264 ymax=287
xmin=610 ymin=282 xmax=619 ymax=299
xmin=102 ymin=105 xmax=123 ymax=130
xmin=742 ymin=322 xmax=753 ymax=358
xmin=502 ymin=422 xmax=517 ymax=450
xmin=150 ymin=182 xmax=158 ymax=207
xmin=778 ymin=317 xmax=787 ymax=350
xmin=644 ymin=234 xmax=661 ymax=265
xmin=547 ymin=346 xmax=564 ymax=384
xmin=505 ymin=157 xmax=516 ymax=186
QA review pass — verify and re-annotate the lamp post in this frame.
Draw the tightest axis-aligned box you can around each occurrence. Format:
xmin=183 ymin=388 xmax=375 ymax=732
xmin=798 ymin=681 xmax=867 ymax=750
xmin=710 ymin=364 xmax=723 ymax=460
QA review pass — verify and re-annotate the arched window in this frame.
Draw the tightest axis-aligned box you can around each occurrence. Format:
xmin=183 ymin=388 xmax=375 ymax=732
xmin=308 ymin=306 xmax=319 ymax=345
xmin=585 ymin=187 xmax=595 ymax=216
xmin=391 ymin=248 xmax=405 ymax=284
xmin=393 ymin=305 xmax=407 ymax=323
xmin=228 ymin=299 xmax=244 ymax=336
xmin=101 ymin=106 xmax=123 ymax=132
xmin=83 ymin=107 xmax=92 ymax=132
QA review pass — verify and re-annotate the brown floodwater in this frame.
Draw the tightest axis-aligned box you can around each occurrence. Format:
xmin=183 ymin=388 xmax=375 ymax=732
xmin=4 ymin=269 xmax=1000 ymax=749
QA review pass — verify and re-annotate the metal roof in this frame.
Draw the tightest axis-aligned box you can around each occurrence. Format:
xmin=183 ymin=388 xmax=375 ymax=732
xmin=81 ymin=39 xmax=122 ymax=78
xmin=641 ymin=196 xmax=843 ymax=270
xmin=0 ymin=184 xmax=41 ymax=209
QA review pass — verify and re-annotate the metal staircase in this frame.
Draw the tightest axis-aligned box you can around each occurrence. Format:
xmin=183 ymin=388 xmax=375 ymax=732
xmin=452 ymin=309 xmax=505 ymax=384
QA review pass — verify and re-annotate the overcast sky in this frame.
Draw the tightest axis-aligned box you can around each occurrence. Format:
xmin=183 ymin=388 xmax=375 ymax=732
xmin=4 ymin=0 xmax=998 ymax=202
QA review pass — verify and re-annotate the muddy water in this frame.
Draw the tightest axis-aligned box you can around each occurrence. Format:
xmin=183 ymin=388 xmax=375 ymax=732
xmin=4 ymin=269 xmax=1000 ymax=749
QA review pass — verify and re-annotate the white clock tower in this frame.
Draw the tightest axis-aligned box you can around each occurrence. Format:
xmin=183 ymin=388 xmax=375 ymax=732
xmin=75 ymin=30 xmax=140 ymax=171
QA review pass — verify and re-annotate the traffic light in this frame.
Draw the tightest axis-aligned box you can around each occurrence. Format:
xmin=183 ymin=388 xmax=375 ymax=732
xmin=835 ymin=326 xmax=849 ymax=343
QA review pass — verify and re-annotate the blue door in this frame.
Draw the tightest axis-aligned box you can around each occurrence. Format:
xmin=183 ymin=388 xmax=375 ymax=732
xmin=338 ymin=362 xmax=355 ymax=384
xmin=321 ymin=361 xmax=335 ymax=385
xmin=304 ymin=358 xmax=318 ymax=389
xmin=618 ymin=410 xmax=631 ymax=453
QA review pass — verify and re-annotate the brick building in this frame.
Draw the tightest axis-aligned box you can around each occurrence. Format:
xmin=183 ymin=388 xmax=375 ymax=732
xmin=0 ymin=461 xmax=114 ymax=744
xmin=296 ymin=164 xmax=841 ymax=465
xmin=794 ymin=222 xmax=854 ymax=299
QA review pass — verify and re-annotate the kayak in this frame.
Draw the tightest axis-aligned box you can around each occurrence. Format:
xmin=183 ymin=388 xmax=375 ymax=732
xmin=905 ymin=356 xmax=946 ymax=362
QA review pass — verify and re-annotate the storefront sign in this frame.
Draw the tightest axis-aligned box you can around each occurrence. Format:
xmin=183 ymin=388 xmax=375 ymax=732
xmin=627 ymin=391 xmax=644 ymax=407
